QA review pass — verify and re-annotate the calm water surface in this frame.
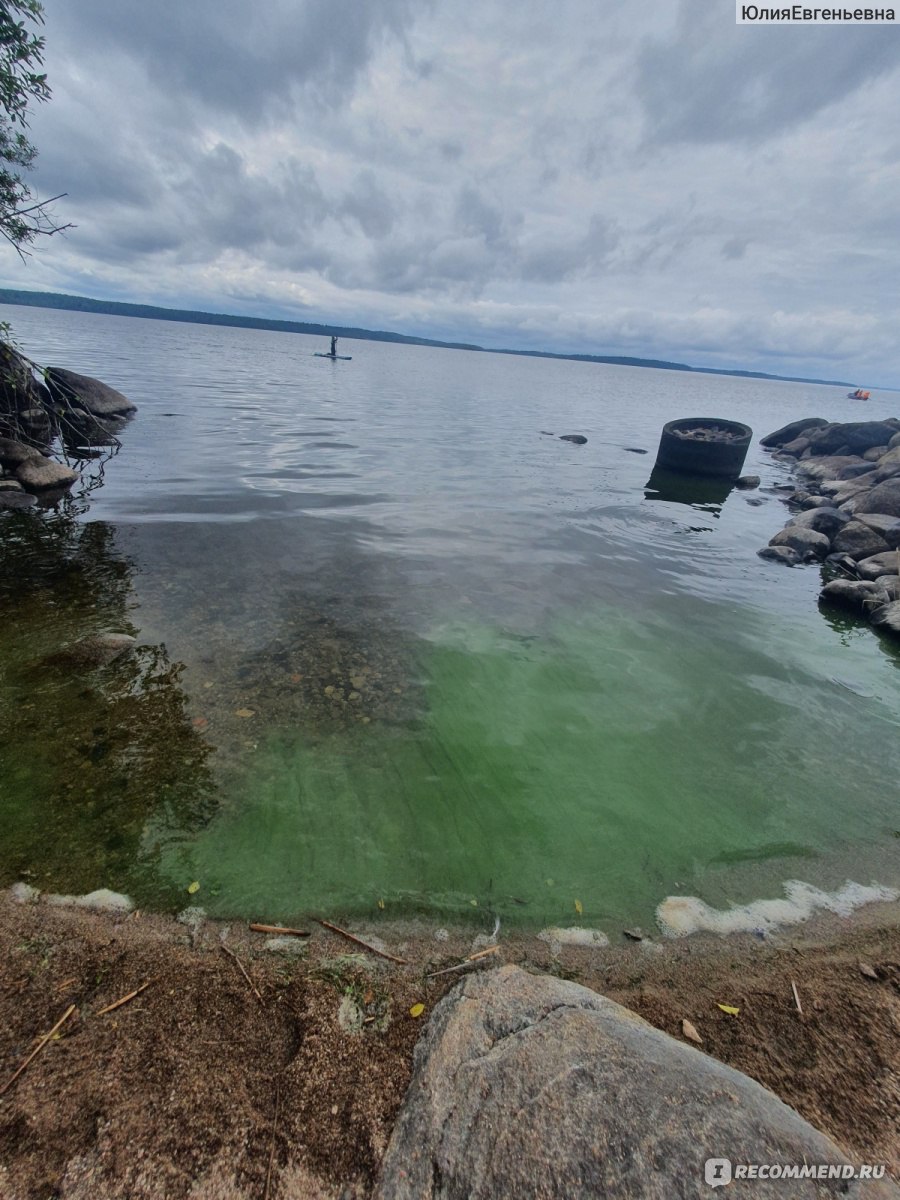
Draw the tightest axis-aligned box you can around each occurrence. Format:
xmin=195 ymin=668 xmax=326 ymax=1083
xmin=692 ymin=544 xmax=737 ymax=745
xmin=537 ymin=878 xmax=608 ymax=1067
xmin=2 ymin=304 xmax=898 ymax=931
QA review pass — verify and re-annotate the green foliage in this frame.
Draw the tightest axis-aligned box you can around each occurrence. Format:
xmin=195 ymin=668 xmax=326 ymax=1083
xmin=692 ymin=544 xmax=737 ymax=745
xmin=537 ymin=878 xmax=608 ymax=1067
xmin=0 ymin=0 xmax=68 ymax=256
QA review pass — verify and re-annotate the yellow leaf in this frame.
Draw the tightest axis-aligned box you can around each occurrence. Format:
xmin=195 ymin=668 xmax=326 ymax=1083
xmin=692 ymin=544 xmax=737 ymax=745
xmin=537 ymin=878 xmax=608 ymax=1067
xmin=717 ymin=1003 xmax=740 ymax=1016
xmin=574 ymin=899 xmax=583 ymax=915
xmin=377 ymin=898 xmax=385 ymax=910
xmin=235 ymin=708 xmax=255 ymax=718
xmin=187 ymin=881 xmax=200 ymax=895
xmin=469 ymin=898 xmax=478 ymax=907
xmin=409 ymin=1003 xmax=425 ymax=1018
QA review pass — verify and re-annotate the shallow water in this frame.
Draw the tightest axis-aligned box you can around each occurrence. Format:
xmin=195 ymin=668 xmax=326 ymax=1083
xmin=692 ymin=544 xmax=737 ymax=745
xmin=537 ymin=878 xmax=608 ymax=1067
xmin=1 ymin=304 xmax=898 ymax=931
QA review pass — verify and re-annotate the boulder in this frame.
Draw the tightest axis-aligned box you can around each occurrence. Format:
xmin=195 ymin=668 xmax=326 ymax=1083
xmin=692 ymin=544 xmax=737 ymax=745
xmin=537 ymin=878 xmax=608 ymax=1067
xmin=0 ymin=489 xmax=35 ymax=509
xmin=889 ymin=431 xmax=900 ymax=450
xmin=0 ymin=437 xmax=43 ymax=467
xmin=15 ymin=457 xmax=79 ymax=492
xmin=768 ymin=526 xmax=830 ymax=560
xmin=831 ymin=521 xmax=891 ymax=561
xmin=819 ymin=579 xmax=888 ymax=612
xmin=854 ymin=478 xmax=900 ymax=518
xmin=778 ymin=435 xmax=811 ymax=455
xmin=45 ymin=367 xmax=136 ymax=418
xmin=838 ymin=463 xmax=876 ymax=480
xmin=805 ymin=420 xmax=900 ymax=455
xmin=40 ymin=632 xmax=136 ymax=671
xmin=376 ymin=966 xmax=895 ymax=1200
xmin=854 ymin=513 xmax=900 ymax=548
xmin=735 ymin=474 xmax=760 ymax=489
xmin=760 ymin=417 xmax=828 ymax=447
xmin=786 ymin=507 xmax=849 ymax=538
xmin=856 ymin=551 xmax=900 ymax=581
xmin=873 ymin=575 xmax=900 ymax=601
xmin=559 ymin=434 xmax=587 ymax=444
xmin=863 ymin=445 xmax=890 ymax=462
xmin=757 ymin=545 xmax=800 ymax=566
xmin=870 ymin=446 xmax=900 ymax=483
xmin=868 ymin=600 xmax=900 ymax=635
xmin=796 ymin=456 xmax=868 ymax=482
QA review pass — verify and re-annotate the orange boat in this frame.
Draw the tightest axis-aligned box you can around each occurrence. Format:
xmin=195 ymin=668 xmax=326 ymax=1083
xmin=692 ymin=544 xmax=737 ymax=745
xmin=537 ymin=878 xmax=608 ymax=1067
xmin=848 ymin=388 xmax=870 ymax=400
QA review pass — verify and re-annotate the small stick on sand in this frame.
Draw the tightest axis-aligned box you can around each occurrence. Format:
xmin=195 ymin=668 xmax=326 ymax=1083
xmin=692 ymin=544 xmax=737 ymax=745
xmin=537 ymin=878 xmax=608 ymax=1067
xmin=314 ymin=919 xmax=409 ymax=965
xmin=96 ymin=981 xmax=154 ymax=1016
xmin=426 ymin=945 xmax=501 ymax=979
xmin=249 ymin=923 xmax=310 ymax=938
xmin=220 ymin=945 xmax=264 ymax=1005
xmin=791 ymin=980 xmax=803 ymax=1015
xmin=263 ymin=1078 xmax=281 ymax=1200
xmin=0 ymin=1004 xmax=76 ymax=1096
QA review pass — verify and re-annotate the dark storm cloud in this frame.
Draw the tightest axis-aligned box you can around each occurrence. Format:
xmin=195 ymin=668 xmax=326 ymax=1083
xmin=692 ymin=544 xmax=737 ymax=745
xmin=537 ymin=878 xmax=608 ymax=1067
xmin=637 ymin=0 xmax=900 ymax=142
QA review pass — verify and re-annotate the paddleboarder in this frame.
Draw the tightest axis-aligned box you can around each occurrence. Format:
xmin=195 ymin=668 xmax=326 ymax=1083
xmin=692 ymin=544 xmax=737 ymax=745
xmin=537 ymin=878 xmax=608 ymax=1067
xmin=330 ymin=335 xmax=337 ymax=357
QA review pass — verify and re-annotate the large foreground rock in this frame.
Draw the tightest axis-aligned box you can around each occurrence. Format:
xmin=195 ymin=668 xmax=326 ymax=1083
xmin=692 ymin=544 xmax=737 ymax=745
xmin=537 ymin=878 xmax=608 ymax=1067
xmin=806 ymin=420 xmax=900 ymax=455
xmin=376 ymin=966 xmax=896 ymax=1200
xmin=45 ymin=367 xmax=136 ymax=418
xmin=853 ymin=478 xmax=900 ymax=518
xmin=15 ymin=457 xmax=79 ymax=492
xmin=760 ymin=417 xmax=828 ymax=447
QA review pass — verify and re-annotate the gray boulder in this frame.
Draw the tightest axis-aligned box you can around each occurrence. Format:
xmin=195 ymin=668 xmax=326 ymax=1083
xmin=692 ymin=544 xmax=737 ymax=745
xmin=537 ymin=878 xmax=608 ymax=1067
xmin=831 ymin=521 xmax=891 ymax=561
xmin=757 ymin=545 xmax=800 ymax=566
xmin=40 ymin=632 xmax=136 ymax=671
xmin=806 ymin=420 xmax=899 ymax=455
xmin=863 ymin=445 xmax=890 ymax=462
xmin=45 ymin=367 xmax=136 ymax=418
xmin=873 ymin=575 xmax=900 ymax=601
xmin=559 ymin=433 xmax=587 ymax=444
xmin=735 ymin=474 xmax=760 ymax=489
xmin=889 ymin=431 xmax=900 ymax=450
xmin=854 ymin=478 xmax=900 ymax=518
xmin=819 ymin=579 xmax=888 ymax=613
xmin=838 ymin=463 xmax=876 ymax=480
xmin=15 ymin=457 xmax=79 ymax=492
xmin=796 ymin=456 xmax=867 ymax=482
xmin=769 ymin=526 xmax=830 ymax=560
xmin=0 ymin=437 xmax=43 ymax=467
xmin=869 ymin=600 xmax=900 ymax=635
xmin=760 ymin=417 xmax=828 ymax=447
xmin=0 ymin=489 xmax=36 ymax=509
xmin=855 ymin=513 xmax=900 ymax=547
xmin=787 ymin=507 xmax=849 ymax=538
xmin=856 ymin=551 xmax=900 ymax=581
xmin=376 ymin=966 xmax=896 ymax=1200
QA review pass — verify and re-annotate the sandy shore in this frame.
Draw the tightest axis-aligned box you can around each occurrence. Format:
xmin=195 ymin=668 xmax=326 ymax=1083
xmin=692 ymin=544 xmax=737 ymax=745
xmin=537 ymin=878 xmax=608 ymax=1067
xmin=1 ymin=891 xmax=898 ymax=1198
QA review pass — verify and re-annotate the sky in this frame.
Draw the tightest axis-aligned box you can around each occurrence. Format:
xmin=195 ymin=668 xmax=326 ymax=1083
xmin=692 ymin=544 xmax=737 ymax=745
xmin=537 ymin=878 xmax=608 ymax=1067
xmin=2 ymin=0 xmax=900 ymax=383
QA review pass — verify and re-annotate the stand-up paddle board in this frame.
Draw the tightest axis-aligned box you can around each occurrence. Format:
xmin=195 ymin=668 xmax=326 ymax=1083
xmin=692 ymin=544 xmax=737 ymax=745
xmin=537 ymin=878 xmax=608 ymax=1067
xmin=313 ymin=353 xmax=352 ymax=360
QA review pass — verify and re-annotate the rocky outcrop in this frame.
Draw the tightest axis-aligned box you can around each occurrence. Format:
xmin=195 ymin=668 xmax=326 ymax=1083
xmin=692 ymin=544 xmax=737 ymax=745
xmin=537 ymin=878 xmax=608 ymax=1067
xmin=45 ymin=367 xmax=137 ymax=419
xmin=761 ymin=418 xmax=900 ymax=640
xmin=376 ymin=966 xmax=895 ymax=1200
xmin=759 ymin=416 xmax=829 ymax=447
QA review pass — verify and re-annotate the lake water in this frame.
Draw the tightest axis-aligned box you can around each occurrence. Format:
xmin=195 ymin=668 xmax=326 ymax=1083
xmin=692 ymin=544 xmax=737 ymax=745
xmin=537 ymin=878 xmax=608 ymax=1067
xmin=1 ymin=303 xmax=898 ymax=934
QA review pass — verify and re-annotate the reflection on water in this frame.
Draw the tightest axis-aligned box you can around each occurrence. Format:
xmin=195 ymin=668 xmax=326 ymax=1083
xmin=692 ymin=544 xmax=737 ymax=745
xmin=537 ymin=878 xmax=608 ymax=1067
xmin=1 ymin=304 xmax=899 ymax=929
xmin=643 ymin=465 xmax=735 ymax=514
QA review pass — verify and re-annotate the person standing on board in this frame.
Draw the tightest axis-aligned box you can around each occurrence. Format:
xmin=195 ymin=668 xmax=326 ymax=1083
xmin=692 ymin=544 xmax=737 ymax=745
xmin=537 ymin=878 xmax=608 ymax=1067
xmin=330 ymin=335 xmax=337 ymax=357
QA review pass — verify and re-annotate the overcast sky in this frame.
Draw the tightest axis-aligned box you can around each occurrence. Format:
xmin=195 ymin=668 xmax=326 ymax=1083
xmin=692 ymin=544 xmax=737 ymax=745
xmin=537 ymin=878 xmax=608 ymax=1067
xmin=2 ymin=0 xmax=899 ymax=383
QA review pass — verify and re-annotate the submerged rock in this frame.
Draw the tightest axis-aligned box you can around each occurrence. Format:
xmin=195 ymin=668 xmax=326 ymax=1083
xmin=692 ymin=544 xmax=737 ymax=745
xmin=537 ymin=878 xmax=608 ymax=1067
xmin=768 ymin=526 xmax=830 ymax=560
xmin=559 ymin=434 xmax=587 ymax=444
xmin=735 ymin=474 xmax=760 ymax=488
xmin=41 ymin=632 xmax=136 ymax=671
xmin=757 ymin=545 xmax=800 ymax=566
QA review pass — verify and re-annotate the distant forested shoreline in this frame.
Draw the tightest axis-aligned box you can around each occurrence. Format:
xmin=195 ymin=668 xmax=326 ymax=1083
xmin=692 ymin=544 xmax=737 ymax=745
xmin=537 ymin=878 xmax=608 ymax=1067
xmin=0 ymin=287 xmax=855 ymax=388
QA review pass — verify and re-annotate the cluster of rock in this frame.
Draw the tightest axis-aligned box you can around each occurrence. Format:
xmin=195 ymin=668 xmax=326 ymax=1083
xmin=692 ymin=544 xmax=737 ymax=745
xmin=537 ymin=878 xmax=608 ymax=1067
xmin=0 ymin=341 xmax=136 ymax=508
xmin=759 ymin=417 xmax=900 ymax=636
xmin=670 ymin=423 xmax=743 ymax=442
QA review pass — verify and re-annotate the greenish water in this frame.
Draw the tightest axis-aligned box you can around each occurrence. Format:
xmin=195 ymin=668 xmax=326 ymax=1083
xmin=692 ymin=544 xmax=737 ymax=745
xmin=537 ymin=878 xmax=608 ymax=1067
xmin=2 ymin=305 xmax=899 ymax=934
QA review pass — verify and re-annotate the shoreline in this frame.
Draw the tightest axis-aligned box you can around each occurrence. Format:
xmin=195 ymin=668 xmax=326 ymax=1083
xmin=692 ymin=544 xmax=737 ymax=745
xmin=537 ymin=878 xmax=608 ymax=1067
xmin=2 ymin=888 xmax=898 ymax=1198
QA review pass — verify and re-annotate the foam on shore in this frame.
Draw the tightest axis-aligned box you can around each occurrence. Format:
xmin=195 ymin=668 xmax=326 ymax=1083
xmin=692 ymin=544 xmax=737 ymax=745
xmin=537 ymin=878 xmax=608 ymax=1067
xmin=656 ymin=880 xmax=899 ymax=938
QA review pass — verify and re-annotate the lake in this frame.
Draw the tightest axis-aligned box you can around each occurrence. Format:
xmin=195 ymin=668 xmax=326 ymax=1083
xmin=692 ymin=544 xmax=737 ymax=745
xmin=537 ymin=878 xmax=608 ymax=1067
xmin=1 ymin=303 xmax=898 ymax=935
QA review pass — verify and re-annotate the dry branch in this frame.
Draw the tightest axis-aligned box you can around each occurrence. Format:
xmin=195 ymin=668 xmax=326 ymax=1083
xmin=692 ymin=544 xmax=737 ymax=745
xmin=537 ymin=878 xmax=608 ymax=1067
xmin=96 ymin=981 xmax=153 ymax=1016
xmin=0 ymin=1004 xmax=76 ymax=1096
xmin=249 ymin=923 xmax=310 ymax=938
xmin=314 ymin=919 xmax=409 ymax=964
xmin=426 ymin=944 xmax=501 ymax=979
xmin=220 ymin=945 xmax=264 ymax=1004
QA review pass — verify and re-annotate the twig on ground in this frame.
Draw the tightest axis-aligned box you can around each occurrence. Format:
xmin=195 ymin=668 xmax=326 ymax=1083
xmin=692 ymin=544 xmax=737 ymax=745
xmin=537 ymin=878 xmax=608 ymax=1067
xmin=263 ymin=1078 xmax=281 ymax=1200
xmin=220 ymin=945 xmax=264 ymax=1005
xmin=426 ymin=944 xmax=501 ymax=979
xmin=0 ymin=1004 xmax=76 ymax=1096
xmin=314 ymin=919 xmax=409 ymax=965
xmin=791 ymin=980 xmax=803 ymax=1015
xmin=249 ymin=923 xmax=310 ymax=938
xmin=96 ymin=981 xmax=154 ymax=1016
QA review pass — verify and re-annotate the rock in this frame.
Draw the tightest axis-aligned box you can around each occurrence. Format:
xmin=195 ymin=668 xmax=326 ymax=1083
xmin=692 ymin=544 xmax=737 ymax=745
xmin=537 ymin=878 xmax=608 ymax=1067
xmin=768 ymin=526 xmax=830 ymax=560
xmin=806 ymin=420 xmax=900 ymax=455
xmin=15 ymin=457 xmax=79 ymax=492
xmin=863 ymin=444 xmax=890 ymax=461
xmin=0 ymin=489 xmax=35 ymax=509
xmin=760 ymin=417 xmax=828 ymax=448
xmin=831 ymin=521 xmax=891 ymax=561
xmin=623 ymin=446 xmax=647 ymax=454
xmin=856 ymin=551 xmax=900 ymax=581
xmin=819 ymin=579 xmax=887 ymax=613
xmin=559 ymin=434 xmax=587 ymax=444
xmin=855 ymin=513 xmax=900 ymax=547
xmin=796 ymin=456 xmax=868 ymax=482
xmin=889 ymin=431 xmax=900 ymax=450
xmin=870 ymin=445 xmax=900 ymax=482
xmin=786 ymin=507 xmax=849 ymax=538
xmin=45 ymin=367 xmax=137 ymax=418
xmin=0 ymin=437 xmax=43 ymax=467
xmin=824 ymin=551 xmax=858 ymax=573
xmin=873 ymin=575 xmax=900 ymax=601
xmin=757 ymin=545 xmax=800 ymax=566
xmin=41 ymin=632 xmax=136 ymax=670
xmin=854 ymin=477 xmax=900 ymax=518
xmin=778 ymin=435 xmax=812 ymax=455
xmin=376 ymin=966 xmax=893 ymax=1200
xmin=869 ymin=600 xmax=900 ymax=635
xmin=838 ymin=463 xmax=876 ymax=480
xmin=0 ymin=478 xmax=23 ymax=490
xmin=735 ymin=474 xmax=760 ymax=489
